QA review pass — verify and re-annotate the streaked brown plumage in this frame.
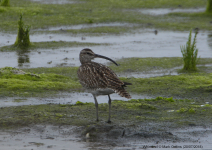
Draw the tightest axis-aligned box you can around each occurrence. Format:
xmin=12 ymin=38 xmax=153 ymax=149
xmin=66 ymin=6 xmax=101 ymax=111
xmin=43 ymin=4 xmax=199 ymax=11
xmin=77 ymin=48 xmax=131 ymax=123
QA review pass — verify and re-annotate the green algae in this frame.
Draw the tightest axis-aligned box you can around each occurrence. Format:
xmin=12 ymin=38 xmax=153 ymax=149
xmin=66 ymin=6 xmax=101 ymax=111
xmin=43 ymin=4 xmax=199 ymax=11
xmin=0 ymin=67 xmax=81 ymax=97
xmin=75 ymin=101 xmax=92 ymax=106
xmin=0 ymin=0 xmax=10 ymax=7
xmin=130 ymin=96 xmax=175 ymax=103
xmin=23 ymin=66 xmax=79 ymax=80
xmin=0 ymin=97 xmax=211 ymax=129
xmin=13 ymin=98 xmax=27 ymax=102
xmin=165 ymin=12 xmax=212 ymax=31
xmin=1 ymin=56 xmax=212 ymax=98
xmin=121 ymin=73 xmax=212 ymax=99
xmin=109 ymin=57 xmax=212 ymax=73
xmin=1 ymin=57 xmax=211 ymax=98
xmin=109 ymin=57 xmax=183 ymax=73
xmin=0 ymin=0 xmax=208 ymax=32
xmin=59 ymin=26 xmax=132 ymax=35
xmin=106 ymin=0 xmax=206 ymax=8
xmin=0 ymin=41 xmax=107 ymax=52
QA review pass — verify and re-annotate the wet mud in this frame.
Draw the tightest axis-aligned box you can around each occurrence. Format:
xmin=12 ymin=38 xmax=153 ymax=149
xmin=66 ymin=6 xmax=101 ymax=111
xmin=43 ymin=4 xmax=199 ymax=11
xmin=1 ymin=124 xmax=211 ymax=150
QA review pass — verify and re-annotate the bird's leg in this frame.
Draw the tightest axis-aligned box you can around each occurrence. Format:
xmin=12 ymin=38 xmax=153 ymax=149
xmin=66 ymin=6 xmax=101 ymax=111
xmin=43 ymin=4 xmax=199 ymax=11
xmin=107 ymin=95 xmax=112 ymax=123
xmin=93 ymin=95 xmax=99 ymax=121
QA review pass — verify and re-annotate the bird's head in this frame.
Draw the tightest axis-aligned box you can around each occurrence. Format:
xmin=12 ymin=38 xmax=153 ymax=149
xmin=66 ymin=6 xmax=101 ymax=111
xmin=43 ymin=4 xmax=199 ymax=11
xmin=79 ymin=48 xmax=118 ymax=66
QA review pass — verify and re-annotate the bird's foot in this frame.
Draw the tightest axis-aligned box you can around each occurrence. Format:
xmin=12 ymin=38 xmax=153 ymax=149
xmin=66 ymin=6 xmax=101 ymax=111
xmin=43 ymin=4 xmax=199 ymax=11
xmin=96 ymin=119 xmax=99 ymax=122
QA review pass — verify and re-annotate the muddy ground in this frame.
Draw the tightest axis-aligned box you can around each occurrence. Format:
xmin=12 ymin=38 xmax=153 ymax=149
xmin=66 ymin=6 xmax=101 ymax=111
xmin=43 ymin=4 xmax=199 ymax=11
xmin=0 ymin=96 xmax=212 ymax=150
xmin=1 ymin=124 xmax=212 ymax=150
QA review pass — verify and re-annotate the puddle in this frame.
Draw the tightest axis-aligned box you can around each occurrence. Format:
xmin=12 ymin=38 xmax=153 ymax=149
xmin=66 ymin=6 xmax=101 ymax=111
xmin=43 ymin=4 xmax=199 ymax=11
xmin=30 ymin=0 xmax=79 ymax=4
xmin=0 ymin=92 xmax=148 ymax=108
xmin=34 ymin=23 xmax=136 ymax=31
xmin=120 ymin=66 xmax=182 ymax=78
xmin=139 ymin=8 xmax=205 ymax=15
xmin=0 ymin=125 xmax=211 ymax=150
xmin=120 ymin=64 xmax=212 ymax=78
xmin=0 ymin=125 xmax=85 ymax=150
xmin=0 ymin=32 xmax=14 ymax=47
xmin=1 ymin=30 xmax=212 ymax=68
xmin=171 ymin=127 xmax=212 ymax=149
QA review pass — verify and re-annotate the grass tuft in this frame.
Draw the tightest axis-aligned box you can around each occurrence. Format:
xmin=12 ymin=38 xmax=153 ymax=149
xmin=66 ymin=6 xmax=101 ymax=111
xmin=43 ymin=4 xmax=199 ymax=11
xmin=14 ymin=14 xmax=31 ymax=49
xmin=0 ymin=0 xmax=10 ymax=7
xmin=206 ymin=0 xmax=212 ymax=13
xmin=181 ymin=29 xmax=199 ymax=71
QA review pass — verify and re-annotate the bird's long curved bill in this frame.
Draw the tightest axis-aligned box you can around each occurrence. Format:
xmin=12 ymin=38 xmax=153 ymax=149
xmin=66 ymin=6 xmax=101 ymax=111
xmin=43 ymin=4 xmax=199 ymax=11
xmin=95 ymin=54 xmax=119 ymax=66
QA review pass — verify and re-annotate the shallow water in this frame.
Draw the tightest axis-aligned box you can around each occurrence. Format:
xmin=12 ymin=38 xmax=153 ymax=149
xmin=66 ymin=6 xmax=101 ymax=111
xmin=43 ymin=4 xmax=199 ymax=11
xmin=30 ymin=0 xmax=78 ymax=4
xmin=34 ymin=23 xmax=136 ymax=31
xmin=139 ymin=8 xmax=205 ymax=15
xmin=0 ymin=92 xmax=147 ymax=108
xmin=1 ymin=30 xmax=212 ymax=68
xmin=121 ymin=66 xmax=181 ymax=78
xmin=0 ymin=125 xmax=211 ymax=150
xmin=0 ymin=125 xmax=85 ymax=150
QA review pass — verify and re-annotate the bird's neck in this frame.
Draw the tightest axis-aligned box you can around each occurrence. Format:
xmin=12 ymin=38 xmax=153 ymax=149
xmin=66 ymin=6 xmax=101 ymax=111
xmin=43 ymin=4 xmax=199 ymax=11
xmin=80 ymin=57 xmax=92 ymax=64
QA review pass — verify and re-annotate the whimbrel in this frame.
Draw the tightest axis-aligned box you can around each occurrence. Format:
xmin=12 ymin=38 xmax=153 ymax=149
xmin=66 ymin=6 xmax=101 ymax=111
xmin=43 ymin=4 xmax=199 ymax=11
xmin=77 ymin=48 xmax=131 ymax=123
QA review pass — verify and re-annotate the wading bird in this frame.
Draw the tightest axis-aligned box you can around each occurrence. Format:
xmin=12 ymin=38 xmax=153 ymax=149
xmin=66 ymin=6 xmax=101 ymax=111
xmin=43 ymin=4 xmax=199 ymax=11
xmin=77 ymin=48 xmax=131 ymax=123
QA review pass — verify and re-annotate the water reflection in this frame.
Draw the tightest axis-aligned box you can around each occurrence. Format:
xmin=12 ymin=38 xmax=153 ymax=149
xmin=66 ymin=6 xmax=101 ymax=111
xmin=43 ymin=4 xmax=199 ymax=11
xmin=207 ymin=33 xmax=212 ymax=50
xmin=17 ymin=50 xmax=30 ymax=68
xmin=154 ymin=30 xmax=158 ymax=35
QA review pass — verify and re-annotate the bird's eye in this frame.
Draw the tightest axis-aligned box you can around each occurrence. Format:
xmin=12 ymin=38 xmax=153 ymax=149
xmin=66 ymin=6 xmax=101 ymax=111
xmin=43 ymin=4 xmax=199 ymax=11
xmin=86 ymin=52 xmax=91 ymax=55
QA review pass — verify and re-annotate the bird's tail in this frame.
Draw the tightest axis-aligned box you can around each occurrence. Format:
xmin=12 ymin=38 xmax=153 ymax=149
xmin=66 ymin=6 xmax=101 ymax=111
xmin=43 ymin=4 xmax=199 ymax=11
xmin=123 ymin=82 xmax=132 ymax=86
xmin=114 ymin=87 xmax=131 ymax=99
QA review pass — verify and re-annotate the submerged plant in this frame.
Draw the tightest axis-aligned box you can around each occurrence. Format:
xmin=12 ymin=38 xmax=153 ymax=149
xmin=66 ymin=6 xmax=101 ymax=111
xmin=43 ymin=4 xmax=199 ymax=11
xmin=181 ymin=29 xmax=198 ymax=71
xmin=14 ymin=14 xmax=31 ymax=48
xmin=0 ymin=0 xmax=10 ymax=7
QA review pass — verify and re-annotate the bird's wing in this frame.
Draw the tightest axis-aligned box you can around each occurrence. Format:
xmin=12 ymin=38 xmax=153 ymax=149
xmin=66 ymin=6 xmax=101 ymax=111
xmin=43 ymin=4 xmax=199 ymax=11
xmin=77 ymin=63 xmax=109 ymax=89
xmin=77 ymin=62 xmax=131 ymax=98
